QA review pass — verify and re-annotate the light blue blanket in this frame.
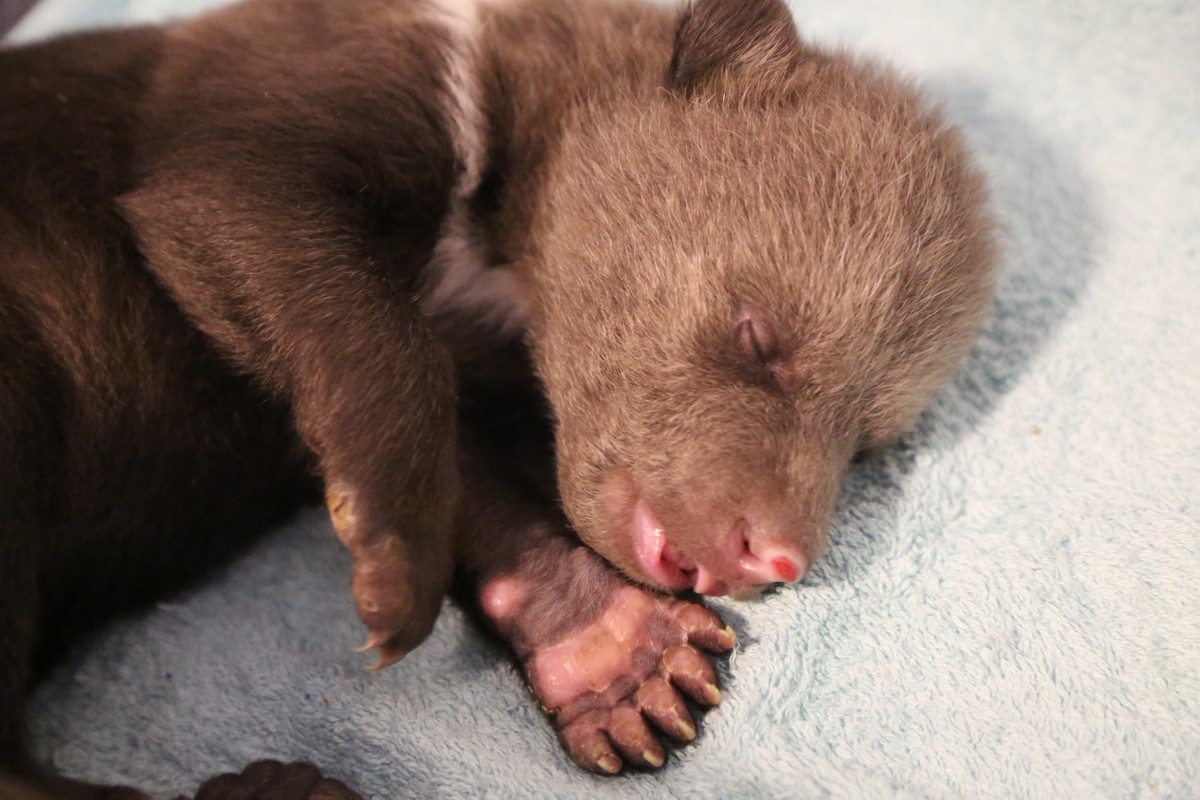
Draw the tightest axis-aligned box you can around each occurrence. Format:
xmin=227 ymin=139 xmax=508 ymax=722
xmin=10 ymin=1 xmax=1200 ymax=797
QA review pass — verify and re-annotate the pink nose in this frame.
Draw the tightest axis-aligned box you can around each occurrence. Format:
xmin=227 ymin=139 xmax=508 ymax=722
xmin=737 ymin=537 xmax=810 ymax=585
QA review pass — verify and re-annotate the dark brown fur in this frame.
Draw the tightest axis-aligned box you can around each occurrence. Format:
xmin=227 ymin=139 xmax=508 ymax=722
xmin=1 ymin=3 xmax=463 ymax=795
xmin=0 ymin=0 xmax=995 ymax=795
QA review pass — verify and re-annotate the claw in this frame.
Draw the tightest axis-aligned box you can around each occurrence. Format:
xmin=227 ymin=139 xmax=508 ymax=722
xmin=635 ymin=675 xmax=696 ymax=745
xmin=357 ymin=629 xmax=410 ymax=670
xmin=672 ymin=600 xmax=735 ymax=653
xmin=365 ymin=641 xmax=409 ymax=671
xmin=663 ymin=645 xmax=720 ymax=706
xmin=355 ymin=631 xmax=388 ymax=654
xmin=325 ymin=486 xmax=359 ymax=546
xmin=717 ymin=626 xmax=737 ymax=649
xmin=596 ymin=755 xmax=621 ymax=775
xmin=521 ymin=574 xmax=732 ymax=776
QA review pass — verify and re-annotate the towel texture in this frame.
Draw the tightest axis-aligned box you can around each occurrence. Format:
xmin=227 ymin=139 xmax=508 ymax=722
xmin=10 ymin=0 xmax=1199 ymax=797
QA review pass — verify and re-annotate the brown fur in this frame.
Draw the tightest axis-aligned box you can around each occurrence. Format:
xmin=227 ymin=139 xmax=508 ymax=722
xmin=0 ymin=0 xmax=995 ymax=794
xmin=474 ymin=0 xmax=995 ymax=594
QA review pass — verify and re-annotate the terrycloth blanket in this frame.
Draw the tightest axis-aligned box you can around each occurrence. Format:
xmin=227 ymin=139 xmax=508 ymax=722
xmin=8 ymin=0 xmax=1199 ymax=797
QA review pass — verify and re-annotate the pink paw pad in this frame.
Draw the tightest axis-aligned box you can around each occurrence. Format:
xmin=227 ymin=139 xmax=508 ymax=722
xmin=480 ymin=576 xmax=526 ymax=621
xmin=520 ymin=583 xmax=734 ymax=775
xmin=528 ymin=588 xmax=653 ymax=709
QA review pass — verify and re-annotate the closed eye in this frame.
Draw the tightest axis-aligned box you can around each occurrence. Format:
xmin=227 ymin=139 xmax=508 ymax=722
xmin=737 ymin=315 xmax=773 ymax=362
xmin=735 ymin=311 xmax=785 ymax=389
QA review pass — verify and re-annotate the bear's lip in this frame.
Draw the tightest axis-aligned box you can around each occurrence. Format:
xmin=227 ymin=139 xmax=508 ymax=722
xmin=629 ymin=496 xmax=730 ymax=596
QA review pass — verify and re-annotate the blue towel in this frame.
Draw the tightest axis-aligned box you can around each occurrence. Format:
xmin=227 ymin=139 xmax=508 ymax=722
xmin=11 ymin=0 xmax=1200 ymax=797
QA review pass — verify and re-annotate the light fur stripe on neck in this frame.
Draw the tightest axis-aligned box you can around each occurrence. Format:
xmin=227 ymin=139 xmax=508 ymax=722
xmin=421 ymin=0 xmax=529 ymax=334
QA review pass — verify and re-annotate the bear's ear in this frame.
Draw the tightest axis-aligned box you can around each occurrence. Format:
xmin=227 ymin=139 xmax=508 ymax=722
xmin=667 ymin=0 xmax=802 ymax=95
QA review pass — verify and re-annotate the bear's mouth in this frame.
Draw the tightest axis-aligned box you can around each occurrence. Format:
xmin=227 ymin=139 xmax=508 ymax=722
xmin=629 ymin=496 xmax=732 ymax=596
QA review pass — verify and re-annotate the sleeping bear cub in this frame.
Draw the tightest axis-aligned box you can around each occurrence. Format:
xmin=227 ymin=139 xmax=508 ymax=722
xmin=0 ymin=0 xmax=995 ymax=796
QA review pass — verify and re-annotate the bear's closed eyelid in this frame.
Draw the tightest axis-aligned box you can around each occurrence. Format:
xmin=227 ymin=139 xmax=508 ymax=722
xmin=735 ymin=312 xmax=777 ymax=365
xmin=734 ymin=311 xmax=789 ymax=392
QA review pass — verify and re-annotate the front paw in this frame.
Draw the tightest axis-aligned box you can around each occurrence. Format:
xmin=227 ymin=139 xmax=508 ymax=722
xmin=187 ymin=761 xmax=361 ymax=800
xmin=518 ymin=584 xmax=735 ymax=774
xmin=326 ymin=484 xmax=452 ymax=669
